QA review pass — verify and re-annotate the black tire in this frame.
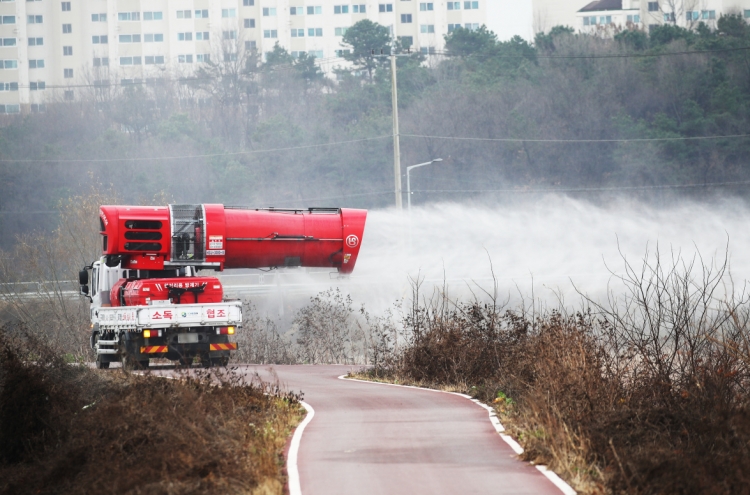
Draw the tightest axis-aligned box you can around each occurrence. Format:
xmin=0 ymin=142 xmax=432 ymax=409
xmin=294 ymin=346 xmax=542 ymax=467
xmin=200 ymin=355 xmax=212 ymax=368
xmin=122 ymin=352 xmax=147 ymax=371
xmin=211 ymin=356 xmax=229 ymax=367
xmin=96 ymin=357 xmax=110 ymax=369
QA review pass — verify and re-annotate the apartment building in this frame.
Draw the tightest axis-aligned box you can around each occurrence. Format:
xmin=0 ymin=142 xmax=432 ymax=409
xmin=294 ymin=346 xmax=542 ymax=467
xmin=0 ymin=0 xmax=491 ymax=113
xmin=575 ymin=0 xmax=750 ymax=33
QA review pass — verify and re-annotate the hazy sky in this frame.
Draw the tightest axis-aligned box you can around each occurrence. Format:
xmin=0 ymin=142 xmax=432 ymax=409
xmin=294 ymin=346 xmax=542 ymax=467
xmin=486 ymin=0 xmax=535 ymax=41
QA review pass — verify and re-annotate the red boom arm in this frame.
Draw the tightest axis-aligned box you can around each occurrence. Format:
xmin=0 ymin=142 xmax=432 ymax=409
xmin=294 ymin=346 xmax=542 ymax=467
xmin=98 ymin=204 xmax=367 ymax=274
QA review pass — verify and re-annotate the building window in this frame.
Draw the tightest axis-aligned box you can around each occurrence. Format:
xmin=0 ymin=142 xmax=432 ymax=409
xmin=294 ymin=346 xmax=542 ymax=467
xmin=91 ymin=13 xmax=107 ymax=22
xmin=447 ymin=2 xmax=460 ymax=9
xmin=353 ymin=4 xmax=366 ymax=12
xmin=31 ymin=104 xmax=46 ymax=113
xmin=244 ymin=19 xmax=255 ymax=28
xmin=223 ymin=30 xmax=237 ymax=39
xmin=1 ymin=16 xmax=15 ymax=25
xmin=243 ymin=0 xmax=254 ymax=5
xmin=119 ymin=34 xmax=141 ymax=43
xmin=308 ymin=27 xmax=323 ymax=36
xmin=63 ymin=45 xmax=72 ymax=55
xmin=245 ymin=40 xmax=257 ymax=49
xmin=334 ymin=5 xmax=350 ymax=14
xmin=177 ymin=10 xmax=192 ymax=19
xmin=263 ymin=7 xmax=277 ymax=16
xmin=144 ymin=34 xmax=164 ymax=42
xmin=143 ymin=12 xmax=163 ymax=21
xmin=61 ymin=2 xmax=70 ymax=11
xmin=145 ymin=55 xmax=165 ymax=64
xmin=27 ymin=15 xmax=43 ymax=24
xmin=0 ymin=104 xmax=21 ymax=114
xmin=447 ymin=23 xmax=461 ymax=31
xmin=29 ymin=81 xmax=45 ymax=90
xmin=463 ymin=1 xmax=478 ymax=9
xmin=0 ymin=82 xmax=19 ymax=91
xmin=178 ymin=32 xmax=193 ymax=41
xmin=195 ymin=9 xmax=209 ymax=18
xmin=627 ymin=14 xmax=640 ymax=23
xmin=401 ymin=14 xmax=412 ymax=22
xmin=1 ymin=60 xmax=17 ymax=69
xmin=64 ymin=68 xmax=73 ymax=78
xmin=118 ymin=12 xmax=140 ymax=21
xmin=647 ymin=2 xmax=658 ymax=11
xmin=334 ymin=49 xmax=351 ymax=56
xmin=701 ymin=10 xmax=716 ymax=20
xmin=62 ymin=23 xmax=72 ymax=33
xmin=379 ymin=4 xmax=393 ymax=12
xmin=290 ymin=7 xmax=304 ymax=15
xmin=263 ymin=29 xmax=277 ymax=38
xmin=222 ymin=9 xmax=236 ymax=18
xmin=420 ymin=24 xmax=434 ymax=33
xmin=64 ymin=90 xmax=73 ymax=101
xmin=196 ymin=54 xmax=209 ymax=62
xmin=92 ymin=57 xmax=110 ymax=66
xmin=599 ymin=15 xmax=612 ymax=24
xmin=291 ymin=28 xmax=305 ymax=37
xmin=420 ymin=3 xmax=434 ymax=10
xmin=663 ymin=12 xmax=674 ymax=21
xmin=29 ymin=59 xmax=44 ymax=68
xmin=334 ymin=27 xmax=348 ymax=36
xmin=2 ymin=38 xmax=16 ymax=46
xmin=420 ymin=46 xmax=436 ymax=54
xmin=464 ymin=22 xmax=479 ymax=30
xmin=92 ymin=35 xmax=108 ymax=43
xmin=307 ymin=6 xmax=322 ymax=14
xmin=223 ymin=53 xmax=237 ymax=62
xmin=28 ymin=37 xmax=43 ymax=46
xmin=310 ymin=50 xmax=323 ymax=58
xmin=178 ymin=54 xmax=193 ymax=63
xmin=196 ymin=31 xmax=209 ymax=40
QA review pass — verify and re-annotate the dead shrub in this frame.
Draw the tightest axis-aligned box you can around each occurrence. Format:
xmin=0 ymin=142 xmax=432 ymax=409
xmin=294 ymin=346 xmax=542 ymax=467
xmin=367 ymin=249 xmax=750 ymax=494
xmin=0 ymin=324 xmax=301 ymax=495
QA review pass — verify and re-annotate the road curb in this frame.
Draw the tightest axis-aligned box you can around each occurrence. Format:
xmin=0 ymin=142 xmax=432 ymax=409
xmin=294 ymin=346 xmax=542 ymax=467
xmin=288 ymin=401 xmax=315 ymax=495
xmin=339 ymin=375 xmax=576 ymax=495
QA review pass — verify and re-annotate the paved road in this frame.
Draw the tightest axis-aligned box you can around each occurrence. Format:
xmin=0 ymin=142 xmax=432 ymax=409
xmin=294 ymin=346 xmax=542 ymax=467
xmin=242 ymin=364 xmax=565 ymax=495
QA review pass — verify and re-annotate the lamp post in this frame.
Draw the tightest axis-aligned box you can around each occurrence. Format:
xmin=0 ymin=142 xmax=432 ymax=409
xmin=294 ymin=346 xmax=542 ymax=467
xmin=406 ymin=158 xmax=442 ymax=211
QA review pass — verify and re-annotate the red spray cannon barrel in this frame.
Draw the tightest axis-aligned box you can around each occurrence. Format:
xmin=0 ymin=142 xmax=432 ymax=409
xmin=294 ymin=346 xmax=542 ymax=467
xmin=99 ymin=204 xmax=367 ymax=274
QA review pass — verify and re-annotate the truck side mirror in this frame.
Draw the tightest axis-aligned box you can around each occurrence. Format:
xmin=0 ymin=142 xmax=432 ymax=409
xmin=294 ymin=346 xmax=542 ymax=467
xmin=81 ymin=285 xmax=89 ymax=296
xmin=79 ymin=269 xmax=89 ymax=285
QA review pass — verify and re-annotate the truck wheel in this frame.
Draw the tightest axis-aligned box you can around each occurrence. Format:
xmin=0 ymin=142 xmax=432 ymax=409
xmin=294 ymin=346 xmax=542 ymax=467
xmin=179 ymin=356 xmax=192 ymax=367
xmin=200 ymin=355 xmax=212 ymax=368
xmin=96 ymin=356 xmax=110 ymax=369
xmin=121 ymin=353 xmax=148 ymax=371
xmin=211 ymin=357 xmax=229 ymax=367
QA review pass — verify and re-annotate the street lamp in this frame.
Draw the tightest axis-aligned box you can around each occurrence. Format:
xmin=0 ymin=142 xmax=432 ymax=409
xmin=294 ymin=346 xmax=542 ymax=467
xmin=406 ymin=158 xmax=442 ymax=211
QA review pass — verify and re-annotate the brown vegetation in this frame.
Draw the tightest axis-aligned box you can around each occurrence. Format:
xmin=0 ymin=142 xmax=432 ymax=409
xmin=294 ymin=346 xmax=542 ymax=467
xmin=0 ymin=325 xmax=302 ymax=495
xmin=359 ymin=250 xmax=750 ymax=494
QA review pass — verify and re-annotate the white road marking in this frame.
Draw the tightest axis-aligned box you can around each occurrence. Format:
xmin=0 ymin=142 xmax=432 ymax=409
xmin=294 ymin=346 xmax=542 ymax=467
xmin=288 ymin=401 xmax=315 ymax=495
xmin=339 ymin=375 xmax=576 ymax=495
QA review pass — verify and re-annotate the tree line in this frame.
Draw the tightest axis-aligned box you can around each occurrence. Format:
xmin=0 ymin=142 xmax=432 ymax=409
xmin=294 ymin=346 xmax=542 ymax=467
xmin=1 ymin=16 xmax=750 ymax=247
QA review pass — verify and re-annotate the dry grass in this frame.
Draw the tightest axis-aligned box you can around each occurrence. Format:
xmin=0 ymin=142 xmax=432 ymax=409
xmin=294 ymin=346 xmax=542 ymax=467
xmin=357 ymin=250 xmax=750 ymax=495
xmin=0 ymin=325 xmax=303 ymax=495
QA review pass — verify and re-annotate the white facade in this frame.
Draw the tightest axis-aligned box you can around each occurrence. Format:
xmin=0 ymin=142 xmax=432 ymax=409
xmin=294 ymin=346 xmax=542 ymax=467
xmin=533 ymin=0 xmax=750 ymax=34
xmin=0 ymin=0 xmax=493 ymax=112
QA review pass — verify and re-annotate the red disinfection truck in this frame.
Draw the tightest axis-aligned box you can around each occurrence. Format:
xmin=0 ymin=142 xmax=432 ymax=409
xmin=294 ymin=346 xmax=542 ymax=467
xmin=79 ymin=204 xmax=366 ymax=369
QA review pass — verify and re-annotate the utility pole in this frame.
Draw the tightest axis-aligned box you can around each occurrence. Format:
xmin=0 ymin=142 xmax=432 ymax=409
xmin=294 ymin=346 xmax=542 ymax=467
xmin=391 ymin=53 xmax=402 ymax=210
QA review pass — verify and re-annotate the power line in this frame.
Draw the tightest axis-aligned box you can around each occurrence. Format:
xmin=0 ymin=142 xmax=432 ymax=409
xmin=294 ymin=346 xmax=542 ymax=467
xmin=0 ymin=135 xmax=391 ymax=163
xmin=429 ymin=45 xmax=750 ymax=59
xmin=402 ymin=133 xmax=750 ymax=143
xmin=412 ymin=179 xmax=750 ymax=195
